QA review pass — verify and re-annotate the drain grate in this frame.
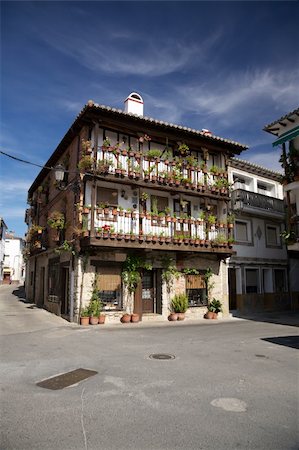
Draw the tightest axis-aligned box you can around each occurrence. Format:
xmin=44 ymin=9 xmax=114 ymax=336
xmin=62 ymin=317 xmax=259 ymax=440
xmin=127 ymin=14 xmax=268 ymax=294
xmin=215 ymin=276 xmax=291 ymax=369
xmin=36 ymin=368 xmax=98 ymax=390
xmin=149 ymin=353 xmax=175 ymax=360
xmin=255 ymin=354 xmax=267 ymax=358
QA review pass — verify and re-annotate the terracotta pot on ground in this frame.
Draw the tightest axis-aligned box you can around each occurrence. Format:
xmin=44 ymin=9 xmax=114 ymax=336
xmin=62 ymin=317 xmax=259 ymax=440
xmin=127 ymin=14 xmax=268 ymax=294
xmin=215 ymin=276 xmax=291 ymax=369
xmin=168 ymin=313 xmax=178 ymax=321
xmin=131 ymin=313 xmax=140 ymax=323
xmin=177 ymin=312 xmax=185 ymax=321
xmin=80 ymin=317 xmax=89 ymax=326
xmin=212 ymin=312 xmax=218 ymax=319
xmin=89 ymin=316 xmax=99 ymax=325
xmin=204 ymin=311 xmax=214 ymax=319
xmin=98 ymin=314 xmax=106 ymax=324
xmin=120 ymin=313 xmax=131 ymax=323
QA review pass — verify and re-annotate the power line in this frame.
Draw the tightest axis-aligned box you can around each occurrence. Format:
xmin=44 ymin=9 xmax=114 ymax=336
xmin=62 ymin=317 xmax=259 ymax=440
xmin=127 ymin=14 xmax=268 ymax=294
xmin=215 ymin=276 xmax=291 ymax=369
xmin=0 ymin=150 xmax=78 ymax=174
xmin=0 ymin=150 xmax=53 ymax=170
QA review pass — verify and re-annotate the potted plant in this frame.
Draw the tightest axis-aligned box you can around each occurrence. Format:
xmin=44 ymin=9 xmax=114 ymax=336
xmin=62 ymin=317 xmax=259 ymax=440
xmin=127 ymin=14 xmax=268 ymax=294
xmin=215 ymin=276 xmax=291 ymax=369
xmin=204 ymin=298 xmax=223 ymax=319
xmin=88 ymin=290 xmax=102 ymax=325
xmin=80 ymin=307 xmax=90 ymax=326
xmin=227 ymin=213 xmax=235 ymax=228
xmin=170 ymin=293 xmax=189 ymax=321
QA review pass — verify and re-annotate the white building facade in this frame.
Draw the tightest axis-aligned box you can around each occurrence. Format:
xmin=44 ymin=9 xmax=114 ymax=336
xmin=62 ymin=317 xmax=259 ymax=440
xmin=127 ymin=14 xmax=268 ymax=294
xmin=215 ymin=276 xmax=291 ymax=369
xmin=3 ymin=234 xmax=25 ymax=284
xmin=227 ymin=158 xmax=289 ymax=313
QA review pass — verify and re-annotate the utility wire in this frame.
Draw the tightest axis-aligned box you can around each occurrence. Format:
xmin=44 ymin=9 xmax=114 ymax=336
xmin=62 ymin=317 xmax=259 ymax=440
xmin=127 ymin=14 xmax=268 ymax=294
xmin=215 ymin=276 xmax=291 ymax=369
xmin=0 ymin=150 xmax=77 ymax=174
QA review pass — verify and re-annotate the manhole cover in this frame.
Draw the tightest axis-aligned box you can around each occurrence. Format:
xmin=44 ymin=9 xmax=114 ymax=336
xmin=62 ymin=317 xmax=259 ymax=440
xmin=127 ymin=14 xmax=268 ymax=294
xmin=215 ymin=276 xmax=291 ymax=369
xmin=149 ymin=354 xmax=175 ymax=360
xmin=36 ymin=368 xmax=98 ymax=390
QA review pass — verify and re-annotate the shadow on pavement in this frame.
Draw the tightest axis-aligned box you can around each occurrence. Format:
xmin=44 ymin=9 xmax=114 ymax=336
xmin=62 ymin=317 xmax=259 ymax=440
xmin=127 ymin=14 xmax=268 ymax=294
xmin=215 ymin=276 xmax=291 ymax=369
xmin=261 ymin=336 xmax=299 ymax=350
xmin=231 ymin=310 xmax=299 ymax=328
xmin=12 ymin=285 xmax=40 ymax=308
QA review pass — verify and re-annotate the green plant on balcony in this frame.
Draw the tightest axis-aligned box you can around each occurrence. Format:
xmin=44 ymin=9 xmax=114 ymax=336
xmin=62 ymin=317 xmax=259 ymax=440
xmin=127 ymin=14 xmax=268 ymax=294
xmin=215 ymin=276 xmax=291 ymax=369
xmin=214 ymin=178 xmax=230 ymax=189
xmin=280 ymin=230 xmax=296 ymax=245
xmin=146 ymin=149 xmax=162 ymax=160
xmin=185 ymin=155 xmax=198 ymax=167
xmin=178 ymin=143 xmax=189 ymax=156
xmin=47 ymin=211 xmax=65 ymax=230
xmin=81 ymin=139 xmax=93 ymax=152
xmin=78 ymin=155 xmax=94 ymax=171
xmin=55 ymin=240 xmax=76 ymax=256
xmin=213 ymin=234 xmax=227 ymax=245
xmin=209 ymin=165 xmax=220 ymax=175
xmin=151 ymin=196 xmax=159 ymax=216
xmin=227 ymin=213 xmax=235 ymax=225
xmin=199 ymin=211 xmax=206 ymax=221
xmin=207 ymin=214 xmax=216 ymax=226
xmin=97 ymin=158 xmax=112 ymax=174
xmin=102 ymin=138 xmax=111 ymax=148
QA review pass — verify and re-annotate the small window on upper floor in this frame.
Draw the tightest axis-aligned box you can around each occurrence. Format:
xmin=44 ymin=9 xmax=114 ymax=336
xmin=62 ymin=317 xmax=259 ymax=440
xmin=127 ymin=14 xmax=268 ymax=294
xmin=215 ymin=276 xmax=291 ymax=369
xmin=235 ymin=220 xmax=251 ymax=243
xmin=97 ymin=187 xmax=118 ymax=207
xmin=265 ymin=224 xmax=280 ymax=247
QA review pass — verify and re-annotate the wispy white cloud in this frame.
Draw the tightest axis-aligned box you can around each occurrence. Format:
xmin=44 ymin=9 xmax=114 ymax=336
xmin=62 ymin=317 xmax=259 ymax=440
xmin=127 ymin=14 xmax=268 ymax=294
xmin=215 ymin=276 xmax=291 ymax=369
xmin=40 ymin=27 xmax=222 ymax=77
xmin=175 ymin=69 xmax=299 ymax=120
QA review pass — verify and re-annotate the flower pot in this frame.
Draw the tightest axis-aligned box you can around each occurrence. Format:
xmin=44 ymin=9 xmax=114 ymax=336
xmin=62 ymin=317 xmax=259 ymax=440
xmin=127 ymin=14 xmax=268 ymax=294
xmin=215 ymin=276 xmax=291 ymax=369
xmin=89 ymin=316 xmax=99 ymax=325
xmin=120 ymin=314 xmax=131 ymax=323
xmin=80 ymin=317 xmax=89 ymax=326
xmin=131 ymin=313 xmax=140 ymax=323
xmin=98 ymin=314 xmax=106 ymax=324
xmin=212 ymin=312 xmax=218 ymax=319
xmin=177 ymin=312 xmax=185 ymax=321
xmin=168 ymin=313 xmax=178 ymax=321
xmin=204 ymin=311 xmax=214 ymax=320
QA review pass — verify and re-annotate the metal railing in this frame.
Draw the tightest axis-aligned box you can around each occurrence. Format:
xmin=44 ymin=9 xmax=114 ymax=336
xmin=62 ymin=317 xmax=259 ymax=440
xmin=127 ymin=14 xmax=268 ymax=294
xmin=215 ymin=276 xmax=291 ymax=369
xmin=231 ymin=189 xmax=284 ymax=214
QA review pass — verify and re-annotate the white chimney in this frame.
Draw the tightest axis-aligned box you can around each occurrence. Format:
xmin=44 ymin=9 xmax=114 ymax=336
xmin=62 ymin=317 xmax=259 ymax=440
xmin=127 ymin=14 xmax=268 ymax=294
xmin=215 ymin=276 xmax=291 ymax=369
xmin=124 ymin=92 xmax=144 ymax=116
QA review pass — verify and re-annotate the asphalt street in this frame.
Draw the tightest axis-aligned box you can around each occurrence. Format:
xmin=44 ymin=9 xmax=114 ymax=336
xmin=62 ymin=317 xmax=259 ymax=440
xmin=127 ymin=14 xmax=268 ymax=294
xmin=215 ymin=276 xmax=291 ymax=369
xmin=0 ymin=285 xmax=298 ymax=450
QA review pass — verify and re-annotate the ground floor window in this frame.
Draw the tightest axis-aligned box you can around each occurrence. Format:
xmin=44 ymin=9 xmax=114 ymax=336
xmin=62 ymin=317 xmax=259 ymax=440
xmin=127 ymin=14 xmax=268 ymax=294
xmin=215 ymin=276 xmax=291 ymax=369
xmin=185 ymin=274 xmax=207 ymax=306
xmin=96 ymin=266 xmax=122 ymax=310
xmin=245 ymin=268 xmax=259 ymax=294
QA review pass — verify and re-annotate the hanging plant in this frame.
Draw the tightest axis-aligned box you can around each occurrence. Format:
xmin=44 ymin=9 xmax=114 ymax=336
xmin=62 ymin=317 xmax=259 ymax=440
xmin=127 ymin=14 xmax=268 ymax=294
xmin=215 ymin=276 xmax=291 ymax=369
xmin=122 ymin=255 xmax=152 ymax=294
xmin=47 ymin=211 xmax=65 ymax=230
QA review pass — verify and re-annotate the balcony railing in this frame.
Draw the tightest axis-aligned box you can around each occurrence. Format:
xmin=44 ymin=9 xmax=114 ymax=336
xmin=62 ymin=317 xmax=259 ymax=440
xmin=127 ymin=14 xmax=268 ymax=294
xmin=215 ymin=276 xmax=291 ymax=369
xmin=81 ymin=147 xmax=230 ymax=196
xmin=231 ymin=189 xmax=284 ymax=215
xmin=81 ymin=208 xmax=234 ymax=250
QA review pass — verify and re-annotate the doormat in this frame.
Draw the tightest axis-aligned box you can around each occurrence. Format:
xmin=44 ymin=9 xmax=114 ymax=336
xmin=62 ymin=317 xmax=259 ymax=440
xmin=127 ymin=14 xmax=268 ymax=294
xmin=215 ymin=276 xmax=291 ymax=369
xmin=36 ymin=368 xmax=98 ymax=390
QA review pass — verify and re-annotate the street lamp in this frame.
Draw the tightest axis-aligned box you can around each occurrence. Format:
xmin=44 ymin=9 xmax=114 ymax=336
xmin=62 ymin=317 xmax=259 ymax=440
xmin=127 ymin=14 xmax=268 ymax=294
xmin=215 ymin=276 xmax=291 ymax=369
xmin=54 ymin=164 xmax=65 ymax=183
xmin=54 ymin=164 xmax=80 ymax=194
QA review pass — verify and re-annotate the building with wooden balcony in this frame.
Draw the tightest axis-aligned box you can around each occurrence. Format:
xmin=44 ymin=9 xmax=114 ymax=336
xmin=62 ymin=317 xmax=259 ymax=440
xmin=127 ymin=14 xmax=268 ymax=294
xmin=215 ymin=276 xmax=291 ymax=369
xmin=24 ymin=93 xmax=248 ymax=323
xmin=264 ymin=108 xmax=299 ymax=310
xmin=227 ymin=158 xmax=289 ymax=313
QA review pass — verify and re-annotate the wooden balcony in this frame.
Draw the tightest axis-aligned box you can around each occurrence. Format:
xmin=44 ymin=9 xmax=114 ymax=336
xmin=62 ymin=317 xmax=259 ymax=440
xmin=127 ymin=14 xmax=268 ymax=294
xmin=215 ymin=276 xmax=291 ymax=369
xmin=80 ymin=209 xmax=234 ymax=255
xmin=83 ymin=147 xmax=230 ymax=200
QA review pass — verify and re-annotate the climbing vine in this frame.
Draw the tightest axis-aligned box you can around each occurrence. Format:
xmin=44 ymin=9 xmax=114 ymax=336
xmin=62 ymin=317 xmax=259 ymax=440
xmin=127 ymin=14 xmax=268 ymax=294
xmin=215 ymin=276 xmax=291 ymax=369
xmin=122 ymin=255 xmax=152 ymax=294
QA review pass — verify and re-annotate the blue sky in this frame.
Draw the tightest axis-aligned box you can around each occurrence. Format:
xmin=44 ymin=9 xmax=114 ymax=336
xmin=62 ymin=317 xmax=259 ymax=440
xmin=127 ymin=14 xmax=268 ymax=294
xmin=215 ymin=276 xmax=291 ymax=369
xmin=1 ymin=1 xmax=298 ymax=237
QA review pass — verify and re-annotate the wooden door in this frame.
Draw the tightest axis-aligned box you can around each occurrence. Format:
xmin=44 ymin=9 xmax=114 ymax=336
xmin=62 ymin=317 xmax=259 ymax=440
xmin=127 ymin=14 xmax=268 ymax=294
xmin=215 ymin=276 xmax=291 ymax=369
xmin=141 ymin=270 xmax=154 ymax=313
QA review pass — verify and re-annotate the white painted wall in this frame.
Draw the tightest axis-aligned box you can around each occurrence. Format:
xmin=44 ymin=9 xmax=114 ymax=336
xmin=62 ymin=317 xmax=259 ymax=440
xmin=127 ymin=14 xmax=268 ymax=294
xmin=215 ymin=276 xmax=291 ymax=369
xmin=4 ymin=238 xmax=25 ymax=282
